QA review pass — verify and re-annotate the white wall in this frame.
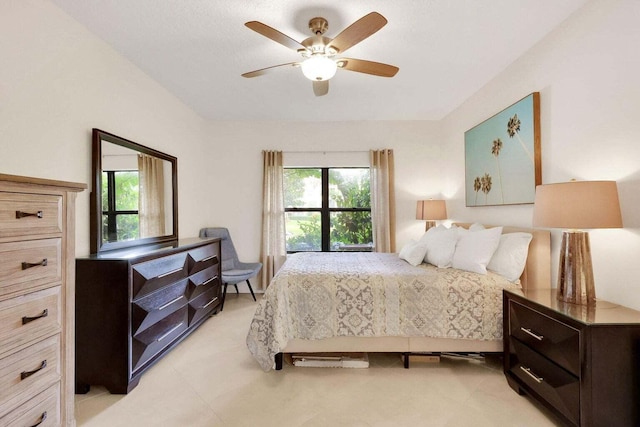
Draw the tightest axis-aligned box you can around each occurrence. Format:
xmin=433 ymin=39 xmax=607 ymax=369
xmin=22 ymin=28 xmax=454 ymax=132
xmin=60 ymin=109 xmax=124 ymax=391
xmin=0 ymin=0 xmax=209 ymax=256
xmin=440 ymin=0 xmax=640 ymax=309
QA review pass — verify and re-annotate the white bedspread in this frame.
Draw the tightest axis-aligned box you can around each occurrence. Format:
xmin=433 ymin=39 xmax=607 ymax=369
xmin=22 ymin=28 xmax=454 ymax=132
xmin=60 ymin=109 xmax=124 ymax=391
xmin=246 ymin=252 xmax=521 ymax=371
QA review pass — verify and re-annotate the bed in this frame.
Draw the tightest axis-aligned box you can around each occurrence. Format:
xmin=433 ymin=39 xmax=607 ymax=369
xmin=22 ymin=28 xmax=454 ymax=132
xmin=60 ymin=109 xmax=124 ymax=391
xmin=246 ymin=224 xmax=550 ymax=371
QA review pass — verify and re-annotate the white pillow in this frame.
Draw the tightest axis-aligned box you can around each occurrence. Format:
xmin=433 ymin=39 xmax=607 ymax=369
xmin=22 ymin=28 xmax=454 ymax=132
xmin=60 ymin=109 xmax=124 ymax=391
xmin=452 ymin=226 xmax=503 ymax=274
xmin=418 ymin=225 xmax=458 ymax=268
xmin=487 ymin=232 xmax=533 ymax=282
xmin=468 ymin=223 xmax=485 ymax=231
xmin=398 ymin=239 xmax=428 ymax=266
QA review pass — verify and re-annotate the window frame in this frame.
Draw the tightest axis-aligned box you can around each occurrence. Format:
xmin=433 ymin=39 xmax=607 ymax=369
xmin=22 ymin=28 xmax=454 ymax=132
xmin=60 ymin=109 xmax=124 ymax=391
xmin=102 ymin=170 xmax=139 ymax=243
xmin=284 ymin=167 xmax=371 ymax=252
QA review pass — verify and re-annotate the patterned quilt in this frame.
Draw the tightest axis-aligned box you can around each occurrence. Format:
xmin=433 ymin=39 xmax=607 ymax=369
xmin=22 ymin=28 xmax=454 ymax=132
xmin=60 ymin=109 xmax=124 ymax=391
xmin=246 ymin=252 xmax=521 ymax=371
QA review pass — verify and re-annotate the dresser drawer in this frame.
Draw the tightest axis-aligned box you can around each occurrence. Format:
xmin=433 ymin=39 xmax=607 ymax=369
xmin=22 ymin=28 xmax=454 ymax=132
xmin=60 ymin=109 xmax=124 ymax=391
xmin=0 ymin=192 xmax=62 ymax=240
xmin=131 ymin=252 xmax=189 ymax=300
xmin=187 ymin=242 xmax=220 ymax=275
xmin=509 ymin=338 xmax=580 ymax=425
xmin=131 ymin=306 xmax=188 ymax=373
xmin=0 ymin=287 xmax=61 ymax=356
xmin=509 ymin=300 xmax=580 ymax=376
xmin=131 ymin=279 xmax=189 ymax=336
xmin=0 ymin=335 xmax=60 ymax=413
xmin=188 ymin=285 xmax=221 ymax=325
xmin=0 ymin=382 xmax=60 ymax=427
xmin=187 ymin=265 xmax=219 ymax=300
xmin=0 ymin=239 xmax=61 ymax=299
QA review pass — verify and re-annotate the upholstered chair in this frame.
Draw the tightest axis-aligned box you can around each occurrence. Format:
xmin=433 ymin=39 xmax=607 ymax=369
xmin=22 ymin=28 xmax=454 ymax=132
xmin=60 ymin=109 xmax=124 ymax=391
xmin=199 ymin=227 xmax=261 ymax=310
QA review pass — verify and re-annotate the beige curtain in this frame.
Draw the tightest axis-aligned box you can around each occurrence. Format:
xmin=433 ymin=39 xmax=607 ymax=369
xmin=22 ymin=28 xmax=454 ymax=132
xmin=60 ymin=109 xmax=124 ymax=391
xmin=261 ymin=150 xmax=287 ymax=289
xmin=138 ymin=154 xmax=165 ymax=238
xmin=370 ymin=149 xmax=396 ymax=253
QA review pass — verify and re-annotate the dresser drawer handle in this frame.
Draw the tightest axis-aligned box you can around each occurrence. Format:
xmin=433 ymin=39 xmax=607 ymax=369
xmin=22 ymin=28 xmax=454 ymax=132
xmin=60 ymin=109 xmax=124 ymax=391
xmin=29 ymin=411 xmax=47 ymax=427
xmin=158 ymin=296 xmax=183 ymax=311
xmin=157 ymin=322 xmax=184 ymax=342
xmin=22 ymin=309 xmax=48 ymax=325
xmin=21 ymin=360 xmax=47 ymax=380
xmin=22 ymin=259 xmax=48 ymax=270
xmin=520 ymin=366 xmax=544 ymax=383
xmin=16 ymin=210 xmax=43 ymax=219
xmin=520 ymin=327 xmax=544 ymax=341
xmin=201 ymin=297 xmax=218 ymax=309
xmin=157 ymin=268 xmax=182 ymax=279
xmin=200 ymin=276 xmax=216 ymax=286
xmin=202 ymin=255 xmax=217 ymax=262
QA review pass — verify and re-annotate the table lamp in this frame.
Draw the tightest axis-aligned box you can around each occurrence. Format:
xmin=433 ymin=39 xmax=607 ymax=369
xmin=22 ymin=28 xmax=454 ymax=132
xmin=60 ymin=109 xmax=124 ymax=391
xmin=416 ymin=199 xmax=447 ymax=231
xmin=532 ymin=180 xmax=622 ymax=305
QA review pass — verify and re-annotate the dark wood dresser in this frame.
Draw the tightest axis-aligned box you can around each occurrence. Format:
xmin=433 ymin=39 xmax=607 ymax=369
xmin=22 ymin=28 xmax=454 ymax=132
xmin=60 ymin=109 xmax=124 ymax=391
xmin=75 ymin=237 xmax=221 ymax=394
xmin=503 ymin=288 xmax=640 ymax=426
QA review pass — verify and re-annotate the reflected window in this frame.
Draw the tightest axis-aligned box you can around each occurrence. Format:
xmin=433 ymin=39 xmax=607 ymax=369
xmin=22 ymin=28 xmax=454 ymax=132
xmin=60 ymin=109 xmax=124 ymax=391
xmin=102 ymin=171 xmax=139 ymax=242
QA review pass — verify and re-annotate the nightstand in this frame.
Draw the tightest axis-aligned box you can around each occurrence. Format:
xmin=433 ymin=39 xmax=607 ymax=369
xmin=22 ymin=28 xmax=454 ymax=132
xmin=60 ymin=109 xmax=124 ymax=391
xmin=503 ymin=288 xmax=640 ymax=427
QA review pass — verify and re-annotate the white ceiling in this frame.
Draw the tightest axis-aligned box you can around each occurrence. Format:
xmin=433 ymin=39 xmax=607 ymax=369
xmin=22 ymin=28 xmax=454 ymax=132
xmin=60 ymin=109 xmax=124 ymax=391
xmin=51 ymin=0 xmax=588 ymax=121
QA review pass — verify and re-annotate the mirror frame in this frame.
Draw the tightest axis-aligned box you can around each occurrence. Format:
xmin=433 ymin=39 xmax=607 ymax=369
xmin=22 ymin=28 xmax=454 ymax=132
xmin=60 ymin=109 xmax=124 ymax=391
xmin=90 ymin=128 xmax=178 ymax=253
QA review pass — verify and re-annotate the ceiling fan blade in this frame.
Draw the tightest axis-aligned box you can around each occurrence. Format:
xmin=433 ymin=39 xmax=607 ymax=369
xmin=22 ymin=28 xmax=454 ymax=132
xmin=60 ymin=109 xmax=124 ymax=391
xmin=327 ymin=12 xmax=387 ymax=54
xmin=313 ymin=80 xmax=329 ymax=96
xmin=337 ymin=58 xmax=399 ymax=77
xmin=242 ymin=62 xmax=299 ymax=78
xmin=245 ymin=21 xmax=307 ymax=52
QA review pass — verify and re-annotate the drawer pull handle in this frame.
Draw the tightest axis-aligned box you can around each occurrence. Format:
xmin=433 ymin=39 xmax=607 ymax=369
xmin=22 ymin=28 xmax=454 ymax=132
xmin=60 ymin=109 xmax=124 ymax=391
xmin=21 ymin=360 xmax=47 ymax=380
xmin=22 ymin=309 xmax=48 ymax=325
xmin=520 ymin=366 xmax=544 ymax=383
xmin=157 ymin=322 xmax=184 ymax=342
xmin=158 ymin=296 xmax=183 ymax=311
xmin=30 ymin=411 xmax=47 ymax=427
xmin=202 ymin=255 xmax=217 ymax=262
xmin=200 ymin=276 xmax=216 ymax=286
xmin=22 ymin=258 xmax=48 ymax=270
xmin=202 ymin=297 xmax=218 ymax=309
xmin=16 ymin=210 xmax=43 ymax=219
xmin=520 ymin=327 xmax=544 ymax=341
xmin=157 ymin=268 xmax=182 ymax=279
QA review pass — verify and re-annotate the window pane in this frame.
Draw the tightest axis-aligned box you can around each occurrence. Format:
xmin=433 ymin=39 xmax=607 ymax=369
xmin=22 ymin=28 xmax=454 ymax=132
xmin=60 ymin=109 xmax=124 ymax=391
xmin=116 ymin=214 xmax=140 ymax=241
xmin=286 ymin=212 xmax=321 ymax=251
xmin=284 ymin=169 xmax=321 ymax=208
xmin=114 ymin=171 xmax=139 ymax=211
xmin=330 ymin=211 xmax=373 ymax=251
xmin=329 ymin=168 xmax=370 ymax=208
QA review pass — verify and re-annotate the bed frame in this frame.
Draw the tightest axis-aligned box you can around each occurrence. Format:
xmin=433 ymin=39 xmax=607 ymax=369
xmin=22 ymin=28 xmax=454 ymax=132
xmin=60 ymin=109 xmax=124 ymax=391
xmin=274 ymin=224 xmax=551 ymax=370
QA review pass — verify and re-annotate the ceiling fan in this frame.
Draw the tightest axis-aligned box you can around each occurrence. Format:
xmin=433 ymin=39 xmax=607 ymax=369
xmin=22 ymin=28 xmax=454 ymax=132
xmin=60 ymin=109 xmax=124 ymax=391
xmin=241 ymin=12 xmax=399 ymax=96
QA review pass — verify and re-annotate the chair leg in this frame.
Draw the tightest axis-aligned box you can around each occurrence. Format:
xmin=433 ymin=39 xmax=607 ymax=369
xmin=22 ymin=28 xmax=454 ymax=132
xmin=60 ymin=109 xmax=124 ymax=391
xmin=233 ymin=284 xmax=239 ymax=294
xmin=220 ymin=283 xmax=228 ymax=312
xmin=246 ymin=279 xmax=257 ymax=302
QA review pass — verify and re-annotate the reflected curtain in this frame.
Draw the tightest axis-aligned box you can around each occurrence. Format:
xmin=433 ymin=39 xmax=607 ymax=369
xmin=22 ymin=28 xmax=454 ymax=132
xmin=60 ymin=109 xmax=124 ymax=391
xmin=370 ymin=149 xmax=396 ymax=253
xmin=261 ymin=150 xmax=286 ymax=289
xmin=138 ymin=154 xmax=165 ymax=238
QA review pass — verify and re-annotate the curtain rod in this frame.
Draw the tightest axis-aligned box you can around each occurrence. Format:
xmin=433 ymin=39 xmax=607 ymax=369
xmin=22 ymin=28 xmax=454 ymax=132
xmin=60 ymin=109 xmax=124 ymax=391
xmin=283 ymin=150 xmax=369 ymax=154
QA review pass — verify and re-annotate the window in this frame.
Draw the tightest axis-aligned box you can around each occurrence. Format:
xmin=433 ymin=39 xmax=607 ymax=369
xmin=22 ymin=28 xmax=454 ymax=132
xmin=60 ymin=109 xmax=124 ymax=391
xmin=101 ymin=171 xmax=140 ymax=242
xmin=284 ymin=168 xmax=372 ymax=252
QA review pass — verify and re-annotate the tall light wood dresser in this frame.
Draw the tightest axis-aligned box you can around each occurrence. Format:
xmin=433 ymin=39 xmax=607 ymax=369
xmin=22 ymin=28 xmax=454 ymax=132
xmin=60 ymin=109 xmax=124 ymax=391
xmin=0 ymin=174 xmax=85 ymax=426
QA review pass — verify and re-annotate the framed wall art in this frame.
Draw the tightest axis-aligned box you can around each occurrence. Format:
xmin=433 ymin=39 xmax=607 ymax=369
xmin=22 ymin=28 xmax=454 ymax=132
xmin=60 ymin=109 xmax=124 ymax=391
xmin=465 ymin=92 xmax=541 ymax=206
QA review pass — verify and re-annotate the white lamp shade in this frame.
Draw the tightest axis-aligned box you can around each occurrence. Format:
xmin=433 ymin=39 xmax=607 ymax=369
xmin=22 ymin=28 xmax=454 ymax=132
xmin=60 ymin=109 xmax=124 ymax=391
xmin=532 ymin=181 xmax=622 ymax=229
xmin=300 ymin=56 xmax=337 ymax=81
xmin=416 ymin=200 xmax=447 ymax=220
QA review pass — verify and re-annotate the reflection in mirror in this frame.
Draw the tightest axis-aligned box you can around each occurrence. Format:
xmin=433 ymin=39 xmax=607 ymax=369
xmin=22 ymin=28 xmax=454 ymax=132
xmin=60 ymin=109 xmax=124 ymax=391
xmin=91 ymin=129 xmax=178 ymax=253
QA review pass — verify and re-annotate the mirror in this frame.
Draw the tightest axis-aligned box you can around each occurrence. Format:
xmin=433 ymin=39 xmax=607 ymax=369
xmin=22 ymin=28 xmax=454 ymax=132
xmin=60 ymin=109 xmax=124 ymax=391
xmin=90 ymin=129 xmax=178 ymax=253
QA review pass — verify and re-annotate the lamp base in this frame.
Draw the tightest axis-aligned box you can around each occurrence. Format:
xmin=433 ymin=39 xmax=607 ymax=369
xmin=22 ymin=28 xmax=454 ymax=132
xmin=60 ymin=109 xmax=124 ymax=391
xmin=557 ymin=230 xmax=595 ymax=305
xmin=425 ymin=220 xmax=436 ymax=231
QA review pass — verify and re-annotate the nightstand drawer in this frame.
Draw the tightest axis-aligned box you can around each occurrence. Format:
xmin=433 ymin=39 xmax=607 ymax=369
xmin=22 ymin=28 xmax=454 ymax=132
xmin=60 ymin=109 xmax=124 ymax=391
xmin=509 ymin=300 xmax=580 ymax=376
xmin=509 ymin=338 xmax=580 ymax=425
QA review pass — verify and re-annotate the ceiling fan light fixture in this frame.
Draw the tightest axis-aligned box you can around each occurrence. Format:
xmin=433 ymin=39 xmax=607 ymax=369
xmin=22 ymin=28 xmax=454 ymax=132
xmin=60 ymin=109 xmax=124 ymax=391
xmin=300 ymin=55 xmax=337 ymax=81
